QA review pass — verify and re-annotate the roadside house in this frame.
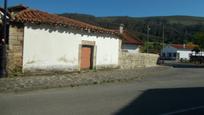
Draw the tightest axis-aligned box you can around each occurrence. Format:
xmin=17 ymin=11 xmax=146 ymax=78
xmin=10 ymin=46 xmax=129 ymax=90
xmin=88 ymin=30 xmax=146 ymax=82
xmin=161 ymin=44 xmax=199 ymax=60
xmin=7 ymin=5 xmax=122 ymax=74
xmin=121 ymin=31 xmax=143 ymax=53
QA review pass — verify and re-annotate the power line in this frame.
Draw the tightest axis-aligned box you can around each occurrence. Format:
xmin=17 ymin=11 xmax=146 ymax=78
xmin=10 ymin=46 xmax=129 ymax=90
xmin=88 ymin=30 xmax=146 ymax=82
xmin=162 ymin=24 xmax=165 ymax=48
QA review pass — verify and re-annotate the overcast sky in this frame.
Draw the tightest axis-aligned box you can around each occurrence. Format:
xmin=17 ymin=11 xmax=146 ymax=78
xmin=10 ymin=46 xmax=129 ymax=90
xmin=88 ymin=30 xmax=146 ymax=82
xmin=1 ymin=0 xmax=204 ymax=17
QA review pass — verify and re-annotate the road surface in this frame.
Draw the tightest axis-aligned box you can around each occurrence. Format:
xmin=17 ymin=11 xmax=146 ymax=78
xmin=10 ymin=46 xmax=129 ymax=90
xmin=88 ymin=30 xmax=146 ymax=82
xmin=1 ymin=66 xmax=204 ymax=115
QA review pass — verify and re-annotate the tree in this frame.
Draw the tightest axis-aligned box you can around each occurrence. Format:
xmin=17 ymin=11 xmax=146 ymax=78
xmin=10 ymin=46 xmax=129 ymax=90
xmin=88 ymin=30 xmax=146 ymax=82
xmin=193 ymin=32 xmax=204 ymax=49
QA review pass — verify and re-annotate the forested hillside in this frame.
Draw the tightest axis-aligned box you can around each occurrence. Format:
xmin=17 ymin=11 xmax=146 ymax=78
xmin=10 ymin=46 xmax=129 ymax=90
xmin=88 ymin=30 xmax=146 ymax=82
xmin=60 ymin=13 xmax=204 ymax=53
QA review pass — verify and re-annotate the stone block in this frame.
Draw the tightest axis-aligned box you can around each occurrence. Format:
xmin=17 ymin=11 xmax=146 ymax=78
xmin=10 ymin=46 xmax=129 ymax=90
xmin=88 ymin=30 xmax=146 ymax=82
xmin=7 ymin=25 xmax=24 ymax=75
xmin=9 ymin=27 xmax=18 ymax=34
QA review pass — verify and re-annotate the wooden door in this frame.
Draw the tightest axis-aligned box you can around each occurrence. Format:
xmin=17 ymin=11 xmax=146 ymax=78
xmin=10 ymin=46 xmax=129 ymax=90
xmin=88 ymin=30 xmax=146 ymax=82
xmin=81 ymin=46 xmax=92 ymax=69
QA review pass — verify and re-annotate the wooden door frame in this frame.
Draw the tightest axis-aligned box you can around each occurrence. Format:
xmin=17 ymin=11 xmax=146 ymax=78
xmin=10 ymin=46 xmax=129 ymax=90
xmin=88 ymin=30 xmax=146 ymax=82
xmin=78 ymin=40 xmax=96 ymax=71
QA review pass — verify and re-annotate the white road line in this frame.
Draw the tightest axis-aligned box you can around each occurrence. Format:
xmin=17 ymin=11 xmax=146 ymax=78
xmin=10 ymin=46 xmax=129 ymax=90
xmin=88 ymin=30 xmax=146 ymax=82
xmin=161 ymin=106 xmax=204 ymax=115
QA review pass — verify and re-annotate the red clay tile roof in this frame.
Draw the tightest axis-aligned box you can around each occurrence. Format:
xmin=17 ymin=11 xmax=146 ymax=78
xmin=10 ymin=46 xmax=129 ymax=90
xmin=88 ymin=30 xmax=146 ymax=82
xmin=121 ymin=31 xmax=144 ymax=45
xmin=171 ymin=44 xmax=199 ymax=50
xmin=12 ymin=9 xmax=118 ymax=35
xmin=9 ymin=5 xmax=144 ymax=41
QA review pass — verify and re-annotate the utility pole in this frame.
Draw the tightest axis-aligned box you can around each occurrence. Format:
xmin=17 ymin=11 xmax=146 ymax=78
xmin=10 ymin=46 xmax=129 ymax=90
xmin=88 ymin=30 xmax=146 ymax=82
xmin=0 ymin=0 xmax=8 ymax=77
xmin=147 ymin=25 xmax=150 ymax=53
xmin=162 ymin=24 xmax=165 ymax=49
xmin=3 ymin=0 xmax=7 ymax=42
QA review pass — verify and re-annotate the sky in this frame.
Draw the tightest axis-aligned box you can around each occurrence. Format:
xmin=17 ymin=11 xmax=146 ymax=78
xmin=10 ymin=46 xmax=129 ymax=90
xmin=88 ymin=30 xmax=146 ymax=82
xmin=0 ymin=0 xmax=204 ymax=17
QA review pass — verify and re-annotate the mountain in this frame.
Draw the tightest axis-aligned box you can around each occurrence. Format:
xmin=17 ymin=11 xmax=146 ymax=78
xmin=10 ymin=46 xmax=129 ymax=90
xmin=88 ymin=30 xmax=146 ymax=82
xmin=59 ymin=13 xmax=204 ymax=52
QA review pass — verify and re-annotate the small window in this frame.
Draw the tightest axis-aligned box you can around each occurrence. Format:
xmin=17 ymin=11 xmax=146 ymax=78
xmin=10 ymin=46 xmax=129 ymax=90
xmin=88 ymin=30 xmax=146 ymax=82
xmin=173 ymin=53 xmax=177 ymax=57
xmin=168 ymin=53 xmax=172 ymax=57
xmin=162 ymin=53 xmax=166 ymax=57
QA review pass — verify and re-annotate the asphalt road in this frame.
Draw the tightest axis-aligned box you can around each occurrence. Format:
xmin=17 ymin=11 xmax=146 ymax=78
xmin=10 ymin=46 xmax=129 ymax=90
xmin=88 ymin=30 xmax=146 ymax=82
xmin=1 ymin=66 xmax=204 ymax=115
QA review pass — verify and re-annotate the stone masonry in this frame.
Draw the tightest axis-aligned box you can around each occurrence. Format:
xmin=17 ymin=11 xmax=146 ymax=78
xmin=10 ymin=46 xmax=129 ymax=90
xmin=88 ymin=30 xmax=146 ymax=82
xmin=7 ymin=24 xmax=24 ymax=75
xmin=0 ymin=66 xmax=169 ymax=92
xmin=119 ymin=52 xmax=159 ymax=69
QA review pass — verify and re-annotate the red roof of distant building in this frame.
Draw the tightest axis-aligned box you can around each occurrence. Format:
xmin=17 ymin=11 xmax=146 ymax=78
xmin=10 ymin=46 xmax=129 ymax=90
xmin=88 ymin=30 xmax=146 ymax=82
xmin=170 ymin=44 xmax=199 ymax=50
xmin=121 ymin=31 xmax=144 ymax=45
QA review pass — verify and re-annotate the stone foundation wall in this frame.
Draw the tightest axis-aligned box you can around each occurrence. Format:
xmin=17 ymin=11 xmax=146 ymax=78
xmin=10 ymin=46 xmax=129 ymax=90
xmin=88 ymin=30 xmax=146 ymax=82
xmin=119 ymin=52 xmax=159 ymax=69
xmin=7 ymin=24 xmax=24 ymax=75
xmin=96 ymin=64 xmax=119 ymax=70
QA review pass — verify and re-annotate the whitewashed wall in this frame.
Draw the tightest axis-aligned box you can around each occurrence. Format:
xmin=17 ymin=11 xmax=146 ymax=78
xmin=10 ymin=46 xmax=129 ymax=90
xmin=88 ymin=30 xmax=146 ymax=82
xmin=122 ymin=44 xmax=140 ymax=53
xmin=177 ymin=50 xmax=192 ymax=60
xmin=23 ymin=24 xmax=120 ymax=72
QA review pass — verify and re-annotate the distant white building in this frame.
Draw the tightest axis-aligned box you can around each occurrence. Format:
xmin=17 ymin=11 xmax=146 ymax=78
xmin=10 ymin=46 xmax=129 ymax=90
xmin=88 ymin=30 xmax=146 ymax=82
xmin=161 ymin=44 xmax=199 ymax=60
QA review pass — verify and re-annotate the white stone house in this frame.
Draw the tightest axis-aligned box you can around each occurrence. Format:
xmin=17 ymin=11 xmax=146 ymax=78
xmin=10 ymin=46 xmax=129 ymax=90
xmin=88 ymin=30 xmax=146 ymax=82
xmin=7 ymin=5 xmax=122 ymax=74
xmin=121 ymin=31 xmax=143 ymax=53
xmin=161 ymin=44 xmax=199 ymax=60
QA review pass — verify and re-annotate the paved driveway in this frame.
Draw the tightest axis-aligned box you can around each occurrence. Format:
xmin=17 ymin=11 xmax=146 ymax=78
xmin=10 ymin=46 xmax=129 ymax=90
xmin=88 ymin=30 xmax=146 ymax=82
xmin=1 ymin=67 xmax=204 ymax=115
